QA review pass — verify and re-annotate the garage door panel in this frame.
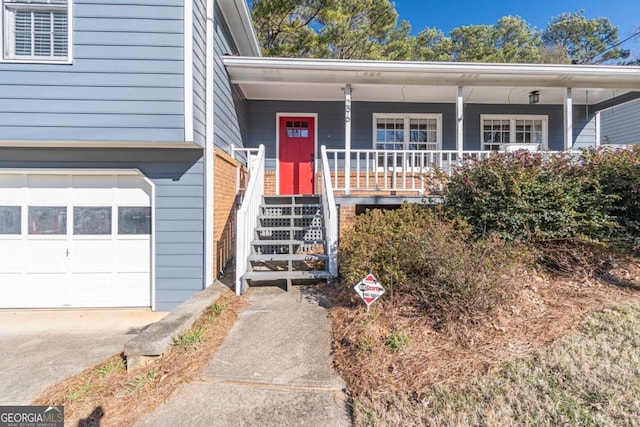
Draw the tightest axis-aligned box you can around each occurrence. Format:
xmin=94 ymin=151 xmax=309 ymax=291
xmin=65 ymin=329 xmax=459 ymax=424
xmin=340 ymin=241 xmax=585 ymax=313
xmin=71 ymin=176 xmax=116 ymax=205
xmin=24 ymin=274 xmax=69 ymax=308
xmin=68 ymin=273 xmax=113 ymax=307
xmin=26 ymin=241 xmax=68 ymax=273
xmin=113 ymin=273 xmax=150 ymax=306
xmin=71 ymin=240 xmax=114 ymax=273
xmin=0 ymin=175 xmax=26 ymax=204
xmin=27 ymin=176 xmax=71 ymax=204
xmin=117 ymin=176 xmax=152 ymax=205
xmin=115 ymin=239 xmax=151 ymax=272
xmin=1 ymin=274 xmax=67 ymax=308
xmin=0 ymin=240 xmax=25 ymax=272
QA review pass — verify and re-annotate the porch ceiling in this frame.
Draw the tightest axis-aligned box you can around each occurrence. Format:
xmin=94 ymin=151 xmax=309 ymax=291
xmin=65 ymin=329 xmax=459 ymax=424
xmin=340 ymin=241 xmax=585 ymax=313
xmin=224 ymin=56 xmax=640 ymax=105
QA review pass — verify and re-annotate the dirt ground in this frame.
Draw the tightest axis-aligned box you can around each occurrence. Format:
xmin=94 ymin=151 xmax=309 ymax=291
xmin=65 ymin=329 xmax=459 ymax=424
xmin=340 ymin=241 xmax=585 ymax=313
xmin=326 ymin=253 xmax=640 ymax=409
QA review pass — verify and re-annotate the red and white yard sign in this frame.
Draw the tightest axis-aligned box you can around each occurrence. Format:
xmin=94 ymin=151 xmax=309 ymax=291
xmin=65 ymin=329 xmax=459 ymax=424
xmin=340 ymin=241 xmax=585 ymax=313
xmin=354 ymin=273 xmax=385 ymax=310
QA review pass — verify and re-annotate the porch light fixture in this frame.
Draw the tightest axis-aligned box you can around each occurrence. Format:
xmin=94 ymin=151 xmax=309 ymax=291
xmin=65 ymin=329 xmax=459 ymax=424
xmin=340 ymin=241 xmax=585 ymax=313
xmin=529 ymin=91 xmax=540 ymax=104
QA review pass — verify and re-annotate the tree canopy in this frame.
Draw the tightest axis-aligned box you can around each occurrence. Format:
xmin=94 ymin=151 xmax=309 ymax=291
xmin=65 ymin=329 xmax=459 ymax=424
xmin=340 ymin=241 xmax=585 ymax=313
xmin=250 ymin=0 xmax=634 ymax=64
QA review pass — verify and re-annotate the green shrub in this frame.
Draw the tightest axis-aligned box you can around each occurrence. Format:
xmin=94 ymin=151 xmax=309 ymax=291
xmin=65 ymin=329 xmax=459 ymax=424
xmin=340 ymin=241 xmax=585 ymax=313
xmin=444 ymin=151 xmax=619 ymax=243
xmin=340 ymin=204 xmax=527 ymax=323
xmin=578 ymin=146 xmax=640 ymax=251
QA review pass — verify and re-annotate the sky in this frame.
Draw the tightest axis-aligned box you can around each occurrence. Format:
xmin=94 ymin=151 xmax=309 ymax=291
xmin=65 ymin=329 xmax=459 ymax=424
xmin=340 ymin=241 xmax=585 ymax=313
xmin=394 ymin=0 xmax=640 ymax=57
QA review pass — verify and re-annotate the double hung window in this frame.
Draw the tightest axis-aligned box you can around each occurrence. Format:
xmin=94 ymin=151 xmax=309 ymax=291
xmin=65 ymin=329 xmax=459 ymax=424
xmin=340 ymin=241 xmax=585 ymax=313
xmin=373 ymin=114 xmax=442 ymax=151
xmin=481 ymin=115 xmax=548 ymax=151
xmin=2 ymin=0 xmax=70 ymax=61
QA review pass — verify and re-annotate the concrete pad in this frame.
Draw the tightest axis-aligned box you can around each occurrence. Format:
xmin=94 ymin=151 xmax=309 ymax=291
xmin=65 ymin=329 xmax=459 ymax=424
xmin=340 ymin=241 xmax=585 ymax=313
xmin=138 ymin=286 xmax=350 ymax=426
xmin=136 ymin=381 xmax=350 ymax=427
xmin=0 ymin=309 xmax=166 ymax=405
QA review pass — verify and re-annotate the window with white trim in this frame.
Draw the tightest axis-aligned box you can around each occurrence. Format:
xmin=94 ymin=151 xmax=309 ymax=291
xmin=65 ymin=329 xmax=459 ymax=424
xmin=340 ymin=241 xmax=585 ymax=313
xmin=481 ymin=114 xmax=548 ymax=151
xmin=373 ymin=114 xmax=442 ymax=151
xmin=2 ymin=0 xmax=70 ymax=61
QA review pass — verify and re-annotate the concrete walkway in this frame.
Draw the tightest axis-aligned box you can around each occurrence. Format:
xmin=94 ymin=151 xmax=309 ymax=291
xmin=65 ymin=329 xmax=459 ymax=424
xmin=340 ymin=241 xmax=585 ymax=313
xmin=138 ymin=286 xmax=351 ymax=427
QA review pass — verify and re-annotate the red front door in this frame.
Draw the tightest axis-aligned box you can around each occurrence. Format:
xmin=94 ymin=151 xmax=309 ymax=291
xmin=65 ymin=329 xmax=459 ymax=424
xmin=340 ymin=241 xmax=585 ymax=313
xmin=279 ymin=116 xmax=315 ymax=194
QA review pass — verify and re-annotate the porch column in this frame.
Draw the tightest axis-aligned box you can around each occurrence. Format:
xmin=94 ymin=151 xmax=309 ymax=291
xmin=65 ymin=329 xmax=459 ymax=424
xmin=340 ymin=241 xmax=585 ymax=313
xmin=564 ymin=88 xmax=573 ymax=151
xmin=456 ymin=86 xmax=464 ymax=161
xmin=344 ymin=84 xmax=352 ymax=195
xmin=594 ymin=110 xmax=601 ymax=147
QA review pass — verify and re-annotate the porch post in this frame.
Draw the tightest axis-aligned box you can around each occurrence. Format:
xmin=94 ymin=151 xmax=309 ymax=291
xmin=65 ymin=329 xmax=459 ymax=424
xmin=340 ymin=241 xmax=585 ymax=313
xmin=456 ymin=86 xmax=464 ymax=161
xmin=594 ymin=110 xmax=601 ymax=147
xmin=564 ymin=88 xmax=573 ymax=151
xmin=344 ymin=84 xmax=352 ymax=195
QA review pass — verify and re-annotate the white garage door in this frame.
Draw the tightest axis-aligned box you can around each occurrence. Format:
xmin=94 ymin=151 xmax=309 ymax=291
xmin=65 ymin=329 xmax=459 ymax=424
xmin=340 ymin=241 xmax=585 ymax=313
xmin=0 ymin=171 xmax=153 ymax=308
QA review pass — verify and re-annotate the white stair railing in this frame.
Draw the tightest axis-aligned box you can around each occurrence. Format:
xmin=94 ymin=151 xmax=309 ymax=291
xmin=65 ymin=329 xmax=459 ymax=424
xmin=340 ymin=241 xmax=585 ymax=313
xmin=320 ymin=145 xmax=338 ymax=277
xmin=235 ymin=144 xmax=265 ymax=295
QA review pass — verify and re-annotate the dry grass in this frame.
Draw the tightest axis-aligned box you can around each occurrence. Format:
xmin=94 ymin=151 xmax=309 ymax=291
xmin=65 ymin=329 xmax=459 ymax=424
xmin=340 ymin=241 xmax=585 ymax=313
xmin=325 ymin=254 xmax=640 ymax=426
xmin=32 ymin=289 xmax=248 ymax=427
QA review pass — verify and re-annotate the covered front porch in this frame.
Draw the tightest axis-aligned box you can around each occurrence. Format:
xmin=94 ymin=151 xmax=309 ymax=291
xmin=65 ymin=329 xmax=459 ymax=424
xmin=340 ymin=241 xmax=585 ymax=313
xmin=225 ymin=56 xmax=640 ymax=197
xmin=225 ymin=57 xmax=640 ymax=292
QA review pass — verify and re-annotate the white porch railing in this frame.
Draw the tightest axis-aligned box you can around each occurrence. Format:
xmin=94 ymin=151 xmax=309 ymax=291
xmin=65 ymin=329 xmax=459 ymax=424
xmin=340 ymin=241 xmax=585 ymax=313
xmin=232 ymin=147 xmax=261 ymax=194
xmin=324 ymin=149 xmax=493 ymax=192
xmin=235 ymin=144 xmax=265 ymax=295
xmin=320 ymin=146 xmax=338 ymax=277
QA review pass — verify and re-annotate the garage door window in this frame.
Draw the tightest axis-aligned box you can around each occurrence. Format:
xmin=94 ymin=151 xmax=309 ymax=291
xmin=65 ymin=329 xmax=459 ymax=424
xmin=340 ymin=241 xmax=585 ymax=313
xmin=73 ymin=207 xmax=111 ymax=235
xmin=118 ymin=207 xmax=151 ymax=235
xmin=28 ymin=206 xmax=67 ymax=234
xmin=0 ymin=206 xmax=21 ymax=234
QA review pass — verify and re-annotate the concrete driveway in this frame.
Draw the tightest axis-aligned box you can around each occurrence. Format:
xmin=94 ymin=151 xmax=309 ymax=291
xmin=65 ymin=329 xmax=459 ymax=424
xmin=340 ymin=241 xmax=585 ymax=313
xmin=0 ymin=309 xmax=167 ymax=405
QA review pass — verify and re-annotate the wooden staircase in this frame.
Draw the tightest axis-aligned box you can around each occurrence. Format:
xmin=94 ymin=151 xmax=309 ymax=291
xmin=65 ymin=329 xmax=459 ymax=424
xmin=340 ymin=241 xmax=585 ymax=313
xmin=240 ymin=195 xmax=331 ymax=291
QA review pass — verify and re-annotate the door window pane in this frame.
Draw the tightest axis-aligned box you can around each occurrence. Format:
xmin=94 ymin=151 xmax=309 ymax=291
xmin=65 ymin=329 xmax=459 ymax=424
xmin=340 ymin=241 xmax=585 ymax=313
xmin=0 ymin=206 xmax=21 ymax=234
xmin=28 ymin=206 xmax=67 ymax=235
xmin=74 ymin=207 xmax=112 ymax=235
xmin=118 ymin=207 xmax=152 ymax=235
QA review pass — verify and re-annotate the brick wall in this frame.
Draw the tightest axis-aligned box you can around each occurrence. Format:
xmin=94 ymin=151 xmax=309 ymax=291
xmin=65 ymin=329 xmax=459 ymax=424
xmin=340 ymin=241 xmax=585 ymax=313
xmin=338 ymin=205 xmax=356 ymax=237
xmin=214 ymin=149 xmax=246 ymax=276
xmin=264 ymin=170 xmax=277 ymax=195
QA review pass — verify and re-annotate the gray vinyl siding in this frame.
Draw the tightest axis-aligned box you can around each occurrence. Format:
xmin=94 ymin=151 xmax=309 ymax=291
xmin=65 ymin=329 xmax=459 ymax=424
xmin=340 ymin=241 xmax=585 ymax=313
xmin=247 ymin=101 xmax=344 ymax=168
xmin=573 ymin=108 xmax=597 ymax=148
xmin=600 ymin=100 xmax=640 ymax=145
xmin=192 ymin=0 xmax=206 ymax=146
xmin=246 ymin=101 xmax=593 ymax=159
xmin=0 ymin=0 xmax=185 ymax=143
xmin=0 ymin=147 xmax=205 ymax=311
xmin=213 ymin=3 xmax=245 ymax=153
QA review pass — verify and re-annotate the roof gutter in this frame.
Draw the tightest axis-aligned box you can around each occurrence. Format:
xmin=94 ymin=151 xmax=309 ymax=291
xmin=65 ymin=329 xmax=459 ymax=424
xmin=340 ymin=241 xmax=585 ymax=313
xmin=218 ymin=0 xmax=261 ymax=57
xmin=223 ymin=56 xmax=640 ymax=78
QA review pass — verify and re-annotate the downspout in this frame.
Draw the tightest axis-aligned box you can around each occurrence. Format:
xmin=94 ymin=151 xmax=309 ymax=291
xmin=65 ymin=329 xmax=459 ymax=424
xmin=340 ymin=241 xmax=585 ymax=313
xmin=204 ymin=0 xmax=215 ymax=286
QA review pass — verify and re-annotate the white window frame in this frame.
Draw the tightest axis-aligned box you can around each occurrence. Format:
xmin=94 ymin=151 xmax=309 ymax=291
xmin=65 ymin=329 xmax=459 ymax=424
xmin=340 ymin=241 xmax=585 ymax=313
xmin=1 ymin=0 xmax=72 ymax=63
xmin=481 ymin=114 xmax=549 ymax=150
xmin=372 ymin=113 xmax=442 ymax=151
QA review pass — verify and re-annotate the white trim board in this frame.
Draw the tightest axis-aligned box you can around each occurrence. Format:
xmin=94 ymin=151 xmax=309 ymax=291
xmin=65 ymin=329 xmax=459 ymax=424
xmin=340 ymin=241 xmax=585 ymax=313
xmin=0 ymin=140 xmax=203 ymax=149
xmin=183 ymin=0 xmax=194 ymax=143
